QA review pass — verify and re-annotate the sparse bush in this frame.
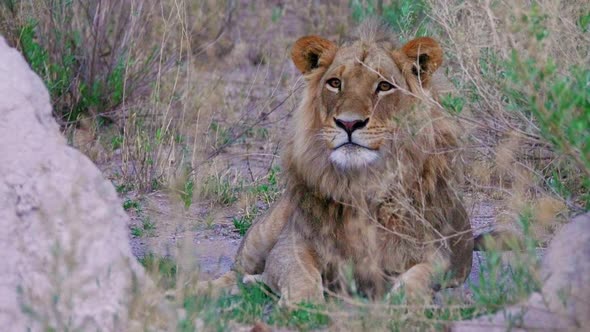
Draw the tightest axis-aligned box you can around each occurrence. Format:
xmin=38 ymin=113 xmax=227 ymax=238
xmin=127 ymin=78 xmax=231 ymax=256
xmin=430 ymin=0 xmax=589 ymax=209
xmin=504 ymin=55 xmax=590 ymax=206
xmin=1 ymin=0 xmax=162 ymax=124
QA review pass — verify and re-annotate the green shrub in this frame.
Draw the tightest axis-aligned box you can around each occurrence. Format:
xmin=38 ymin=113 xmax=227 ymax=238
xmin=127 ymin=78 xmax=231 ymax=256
xmin=6 ymin=1 xmax=160 ymax=125
xmin=504 ymin=55 xmax=590 ymax=206
xmin=350 ymin=0 xmax=430 ymax=40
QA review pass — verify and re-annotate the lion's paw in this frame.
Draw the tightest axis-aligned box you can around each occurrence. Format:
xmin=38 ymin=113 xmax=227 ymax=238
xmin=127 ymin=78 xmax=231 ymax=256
xmin=387 ymin=279 xmax=432 ymax=303
xmin=242 ymin=274 xmax=264 ymax=285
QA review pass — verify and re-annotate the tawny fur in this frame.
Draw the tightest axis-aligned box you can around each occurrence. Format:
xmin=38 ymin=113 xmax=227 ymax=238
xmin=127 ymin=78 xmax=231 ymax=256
xmin=201 ymin=22 xmax=473 ymax=305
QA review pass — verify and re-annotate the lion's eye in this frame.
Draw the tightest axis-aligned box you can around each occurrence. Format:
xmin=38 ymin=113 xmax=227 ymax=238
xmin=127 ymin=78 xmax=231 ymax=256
xmin=326 ymin=78 xmax=341 ymax=90
xmin=376 ymin=81 xmax=395 ymax=93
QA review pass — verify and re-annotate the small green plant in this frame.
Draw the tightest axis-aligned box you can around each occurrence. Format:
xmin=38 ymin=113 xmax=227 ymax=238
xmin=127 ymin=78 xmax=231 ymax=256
xmin=142 ymin=217 xmax=156 ymax=235
xmin=268 ymin=302 xmax=329 ymax=330
xmin=111 ymin=135 xmax=123 ymax=150
xmin=220 ymin=282 xmax=274 ymax=323
xmin=579 ymin=11 xmax=590 ymax=32
xmin=209 ymin=122 xmax=232 ymax=148
xmin=151 ymin=178 xmax=162 ymax=191
xmin=130 ymin=217 xmax=154 ymax=238
xmin=246 ymin=126 xmax=269 ymax=140
xmin=123 ymin=199 xmax=141 ymax=212
xmin=232 ymin=167 xmax=283 ymax=236
xmin=441 ymin=94 xmax=465 ymax=114
xmin=232 ymin=217 xmax=247 ymax=233
xmin=203 ymin=212 xmax=216 ymax=229
xmin=271 ymin=6 xmax=284 ymax=23
xmin=180 ymin=178 xmax=195 ymax=210
xmin=201 ymin=175 xmax=241 ymax=205
xmin=249 ymin=166 xmax=282 ymax=205
xmin=139 ymin=253 xmax=177 ymax=289
xmin=18 ymin=19 xmax=127 ymax=122
xmin=115 ymin=183 xmax=133 ymax=194
xmin=232 ymin=206 xmax=258 ymax=236
xmin=130 ymin=226 xmax=143 ymax=237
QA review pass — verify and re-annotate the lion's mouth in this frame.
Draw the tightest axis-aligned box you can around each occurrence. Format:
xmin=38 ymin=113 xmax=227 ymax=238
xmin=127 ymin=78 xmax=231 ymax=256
xmin=334 ymin=142 xmax=375 ymax=150
xmin=329 ymin=142 xmax=380 ymax=168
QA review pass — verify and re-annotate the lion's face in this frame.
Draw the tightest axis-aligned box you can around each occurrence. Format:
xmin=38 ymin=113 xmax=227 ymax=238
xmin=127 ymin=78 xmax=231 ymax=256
xmin=318 ymin=44 xmax=408 ymax=169
xmin=291 ymin=34 xmax=443 ymax=170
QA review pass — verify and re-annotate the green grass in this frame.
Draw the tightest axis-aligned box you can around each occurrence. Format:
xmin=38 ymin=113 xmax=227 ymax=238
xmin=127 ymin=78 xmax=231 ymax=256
xmin=124 ymin=197 xmax=156 ymax=238
xmin=209 ymin=122 xmax=233 ymax=148
xmin=350 ymin=0 xmax=430 ymax=40
xmin=142 ymin=217 xmax=156 ymax=234
xmin=201 ymin=175 xmax=242 ymax=206
xmin=232 ymin=207 xmax=258 ymax=236
xmin=232 ymin=167 xmax=283 ymax=236
xmin=179 ymin=282 xmax=329 ymax=331
xmin=249 ymin=166 xmax=282 ymax=204
xmin=110 ymin=135 xmax=123 ymax=150
xmin=115 ymin=183 xmax=133 ymax=194
xmin=139 ymin=253 xmax=177 ymax=289
xmin=440 ymin=93 xmax=465 ymax=115
xmin=130 ymin=217 xmax=155 ymax=238
xmin=180 ymin=178 xmax=195 ymax=210
xmin=268 ymin=302 xmax=329 ymax=330
xmin=123 ymin=199 xmax=141 ymax=212
xmin=144 ymin=221 xmax=541 ymax=330
xmin=130 ymin=226 xmax=143 ymax=237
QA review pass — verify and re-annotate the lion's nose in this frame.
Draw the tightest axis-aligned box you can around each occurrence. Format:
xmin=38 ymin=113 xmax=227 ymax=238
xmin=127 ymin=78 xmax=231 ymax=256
xmin=334 ymin=117 xmax=369 ymax=135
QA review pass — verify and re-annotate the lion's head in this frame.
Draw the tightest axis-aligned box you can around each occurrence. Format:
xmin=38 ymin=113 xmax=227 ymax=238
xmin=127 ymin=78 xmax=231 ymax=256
xmin=284 ymin=22 xmax=460 ymax=202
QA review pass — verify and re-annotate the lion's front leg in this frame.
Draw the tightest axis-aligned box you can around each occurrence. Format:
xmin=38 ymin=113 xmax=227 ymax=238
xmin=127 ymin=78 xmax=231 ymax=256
xmin=197 ymin=196 xmax=293 ymax=295
xmin=257 ymin=229 xmax=324 ymax=307
xmin=234 ymin=195 xmax=294 ymax=274
xmin=390 ymin=263 xmax=436 ymax=301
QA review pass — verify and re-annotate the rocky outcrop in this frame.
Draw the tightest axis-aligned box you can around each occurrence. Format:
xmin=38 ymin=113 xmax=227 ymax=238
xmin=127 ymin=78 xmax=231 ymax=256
xmin=0 ymin=36 xmax=166 ymax=330
xmin=453 ymin=212 xmax=590 ymax=331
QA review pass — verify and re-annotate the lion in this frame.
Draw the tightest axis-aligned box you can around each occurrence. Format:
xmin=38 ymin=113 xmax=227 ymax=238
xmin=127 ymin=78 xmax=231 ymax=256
xmin=201 ymin=22 xmax=474 ymax=305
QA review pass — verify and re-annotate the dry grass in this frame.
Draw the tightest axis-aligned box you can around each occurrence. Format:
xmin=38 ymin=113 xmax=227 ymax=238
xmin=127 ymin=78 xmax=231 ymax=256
xmin=2 ymin=0 xmax=588 ymax=330
xmin=431 ymin=0 xmax=588 ymax=204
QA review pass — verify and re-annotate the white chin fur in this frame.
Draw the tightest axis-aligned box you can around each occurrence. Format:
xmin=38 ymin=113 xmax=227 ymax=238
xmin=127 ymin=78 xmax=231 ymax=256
xmin=329 ymin=147 xmax=379 ymax=169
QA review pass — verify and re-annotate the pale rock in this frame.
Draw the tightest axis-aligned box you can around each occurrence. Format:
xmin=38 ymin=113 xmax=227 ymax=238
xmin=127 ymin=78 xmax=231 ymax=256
xmin=0 ymin=36 xmax=168 ymax=331
xmin=452 ymin=212 xmax=590 ymax=331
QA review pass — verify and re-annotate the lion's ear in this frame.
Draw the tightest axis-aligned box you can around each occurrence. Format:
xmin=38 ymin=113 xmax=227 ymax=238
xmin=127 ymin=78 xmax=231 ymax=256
xmin=291 ymin=36 xmax=337 ymax=74
xmin=400 ymin=37 xmax=443 ymax=83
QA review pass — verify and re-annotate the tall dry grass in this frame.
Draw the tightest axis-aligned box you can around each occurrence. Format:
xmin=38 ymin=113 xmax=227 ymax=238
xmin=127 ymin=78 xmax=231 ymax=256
xmin=431 ymin=0 xmax=588 ymax=210
xmin=0 ymin=1 xmax=167 ymax=123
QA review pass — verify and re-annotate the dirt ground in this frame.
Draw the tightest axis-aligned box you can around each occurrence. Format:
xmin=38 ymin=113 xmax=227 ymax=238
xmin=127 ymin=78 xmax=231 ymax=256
xmin=126 ymin=193 xmax=504 ymax=287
